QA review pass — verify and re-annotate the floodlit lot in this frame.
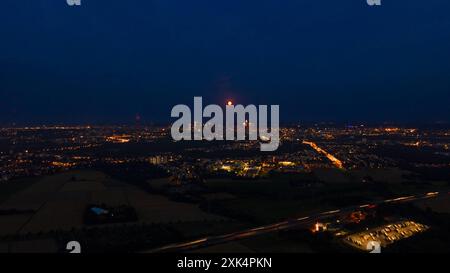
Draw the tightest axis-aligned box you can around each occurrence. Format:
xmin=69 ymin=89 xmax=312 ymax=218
xmin=344 ymin=221 xmax=429 ymax=251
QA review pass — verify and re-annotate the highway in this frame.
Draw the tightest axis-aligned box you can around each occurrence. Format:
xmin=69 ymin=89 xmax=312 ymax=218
xmin=148 ymin=191 xmax=448 ymax=253
xmin=302 ymin=141 xmax=345 ymax=169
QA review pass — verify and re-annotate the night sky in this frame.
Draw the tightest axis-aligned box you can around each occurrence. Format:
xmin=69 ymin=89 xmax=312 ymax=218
xmin=1 ymin=0 xmax=450 ymax=125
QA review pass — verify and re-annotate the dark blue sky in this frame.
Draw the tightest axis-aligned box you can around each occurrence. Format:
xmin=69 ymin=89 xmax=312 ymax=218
xmin=1 ymin=0 xmax=450 ymax=125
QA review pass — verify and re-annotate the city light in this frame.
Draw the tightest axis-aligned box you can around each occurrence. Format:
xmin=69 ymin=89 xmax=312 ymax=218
xmin=303 ymin=140 xmax=344 ymax=169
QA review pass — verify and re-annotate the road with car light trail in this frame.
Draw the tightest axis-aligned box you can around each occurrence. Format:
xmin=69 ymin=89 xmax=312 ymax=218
xmin=148 ymin=191 xmax=448 ymax=253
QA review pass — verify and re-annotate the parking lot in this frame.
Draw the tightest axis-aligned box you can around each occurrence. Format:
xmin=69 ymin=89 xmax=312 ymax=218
xmin=344 ymin=221 xmax=429 ymax=251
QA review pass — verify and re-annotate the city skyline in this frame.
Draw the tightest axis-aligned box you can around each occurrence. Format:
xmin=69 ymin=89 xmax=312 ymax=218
xmin=1 ymin=0 xmax=450 ymax=257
